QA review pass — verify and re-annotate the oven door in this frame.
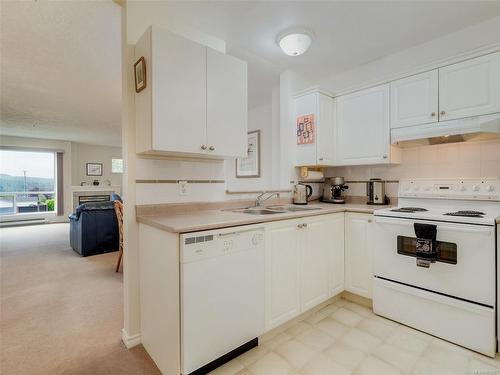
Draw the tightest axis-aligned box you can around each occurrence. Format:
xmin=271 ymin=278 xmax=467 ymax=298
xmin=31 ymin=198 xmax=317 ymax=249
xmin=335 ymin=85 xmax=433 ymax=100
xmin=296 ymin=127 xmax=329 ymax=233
xmin=372 ymin=216 xmax=495 ymax=306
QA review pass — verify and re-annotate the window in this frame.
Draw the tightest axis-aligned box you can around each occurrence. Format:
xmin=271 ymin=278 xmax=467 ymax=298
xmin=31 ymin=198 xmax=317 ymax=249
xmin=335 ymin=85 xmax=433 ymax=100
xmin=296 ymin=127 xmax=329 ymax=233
xmin=0 ymin=150 xmax=56 ymax=215
xmin=112 ymin=158 xmax=123 ymax=173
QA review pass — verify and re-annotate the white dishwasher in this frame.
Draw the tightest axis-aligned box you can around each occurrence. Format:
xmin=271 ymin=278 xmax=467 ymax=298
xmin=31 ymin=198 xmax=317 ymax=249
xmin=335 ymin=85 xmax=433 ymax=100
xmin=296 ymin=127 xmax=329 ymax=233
xmin=180 ymin=227 xmax=265 ymax=375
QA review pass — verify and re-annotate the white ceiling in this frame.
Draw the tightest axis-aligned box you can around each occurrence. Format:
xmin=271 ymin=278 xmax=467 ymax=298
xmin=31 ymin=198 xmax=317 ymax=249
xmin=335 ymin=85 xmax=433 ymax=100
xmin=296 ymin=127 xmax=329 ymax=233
xmin=0 ymin=0 xmax=121 ymax=146
xmin=153 ymin=1 xmax=500 ymax=101
xmin=2 ymin=1 xmax=500 ymax=146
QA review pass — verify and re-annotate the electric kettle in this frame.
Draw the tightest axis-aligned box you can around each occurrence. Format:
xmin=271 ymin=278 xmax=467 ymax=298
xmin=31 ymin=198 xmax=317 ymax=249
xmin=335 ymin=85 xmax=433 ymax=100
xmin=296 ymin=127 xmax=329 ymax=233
xmin=293 ymin=184 xmax=313 ymax=205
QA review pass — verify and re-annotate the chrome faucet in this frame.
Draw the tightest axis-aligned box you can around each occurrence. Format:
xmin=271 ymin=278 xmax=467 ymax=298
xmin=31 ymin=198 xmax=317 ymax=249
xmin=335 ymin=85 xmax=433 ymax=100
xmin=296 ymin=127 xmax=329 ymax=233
xmin=254 ymin=192 xmax=280 ymax=207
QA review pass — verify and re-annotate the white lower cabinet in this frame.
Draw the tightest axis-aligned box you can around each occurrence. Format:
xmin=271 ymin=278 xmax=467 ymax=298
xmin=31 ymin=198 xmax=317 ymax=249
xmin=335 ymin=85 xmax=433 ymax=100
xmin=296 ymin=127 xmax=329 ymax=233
xmin=345 ymin=212 xmax=373 ymax=299
xmin=265 ymin=213 xmax=345 ymax=330
xmin=265 ymin=219 xmax=301 ymax=329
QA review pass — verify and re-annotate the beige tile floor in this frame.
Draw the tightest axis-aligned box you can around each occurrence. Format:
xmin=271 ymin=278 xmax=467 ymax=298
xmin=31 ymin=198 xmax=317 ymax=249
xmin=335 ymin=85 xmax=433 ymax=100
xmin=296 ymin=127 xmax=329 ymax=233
xmin=209 ymin=298 xmax=500 ymax=375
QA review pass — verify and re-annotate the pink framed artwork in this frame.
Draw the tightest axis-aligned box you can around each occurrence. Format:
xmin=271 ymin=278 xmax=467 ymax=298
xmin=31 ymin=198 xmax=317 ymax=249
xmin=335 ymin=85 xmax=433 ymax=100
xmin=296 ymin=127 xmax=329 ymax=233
xmin=296 ymin=114 xmax=315 ymax=145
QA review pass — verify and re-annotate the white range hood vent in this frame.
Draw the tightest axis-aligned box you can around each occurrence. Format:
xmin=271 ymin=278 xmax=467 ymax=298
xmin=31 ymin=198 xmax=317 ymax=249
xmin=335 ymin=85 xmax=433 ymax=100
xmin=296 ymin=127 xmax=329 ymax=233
xmin=391 ymin=114 xmax=500 ymax=147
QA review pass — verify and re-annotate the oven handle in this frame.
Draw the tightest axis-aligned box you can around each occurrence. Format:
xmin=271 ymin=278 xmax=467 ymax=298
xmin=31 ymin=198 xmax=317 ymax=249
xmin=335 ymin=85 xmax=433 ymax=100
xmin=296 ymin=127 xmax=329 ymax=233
xmin=374 ymin=217 xmax=493 ymax=234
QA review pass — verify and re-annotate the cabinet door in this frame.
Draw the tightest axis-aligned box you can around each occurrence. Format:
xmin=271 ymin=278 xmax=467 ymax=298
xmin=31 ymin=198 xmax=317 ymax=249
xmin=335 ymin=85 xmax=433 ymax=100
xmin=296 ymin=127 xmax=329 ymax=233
xmin=206 ymin=48 xmax=248 ymax=158
xmin=391 ymin=70 xmax=438 ymax=128
xmin=152 ymin=27 xmax=207 ymax=154
xmin=345 ymin=213 xmax=373 ymax=299
xmin=294 ymin=93 xmax=335 ymax=166
xmin=300 ymin=217 xmax=331 ymax=312
xmin=336 ymin=84 xmax=390 ymax=165
xmin=328 ymin=213 xmax=345 ymax=297
xmin=294 ymin=93 xmax=318 ymax=166
xmin=439 ymin=52 xmax=500 ymax=121
xmin=265 ymin=221 xmax=301 ymax=330
xmin=316 ymin=96 xmax=335 ymax=165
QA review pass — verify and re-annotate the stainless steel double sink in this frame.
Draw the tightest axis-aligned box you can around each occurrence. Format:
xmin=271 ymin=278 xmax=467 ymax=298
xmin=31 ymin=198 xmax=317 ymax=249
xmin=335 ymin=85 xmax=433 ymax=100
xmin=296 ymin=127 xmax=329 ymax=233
xmin=228 ymin=205 xmax=323 ymax=215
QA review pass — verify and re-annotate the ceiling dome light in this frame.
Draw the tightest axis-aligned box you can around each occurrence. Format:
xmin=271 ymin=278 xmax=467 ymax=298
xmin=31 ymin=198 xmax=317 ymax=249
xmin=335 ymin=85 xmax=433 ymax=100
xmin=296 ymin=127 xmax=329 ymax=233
xmin=277 ymin=30 xmax=313 ymax=56
xmin=277 ymin=28 xmax=314 ymax=56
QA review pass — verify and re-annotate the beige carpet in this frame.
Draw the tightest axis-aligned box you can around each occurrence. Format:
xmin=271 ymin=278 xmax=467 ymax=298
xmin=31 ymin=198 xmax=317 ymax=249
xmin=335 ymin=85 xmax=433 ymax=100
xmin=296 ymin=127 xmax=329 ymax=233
xmin=0 ymin=223 xmax=160 ymax=375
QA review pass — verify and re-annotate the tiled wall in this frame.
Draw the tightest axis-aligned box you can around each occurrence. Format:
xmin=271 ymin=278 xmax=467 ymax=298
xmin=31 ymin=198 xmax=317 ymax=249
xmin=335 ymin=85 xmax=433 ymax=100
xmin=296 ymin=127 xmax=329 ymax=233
xmin=326 ymin=140 xmax=500 ymax=198
xmin=135 ymin=158 xmax=227 ymax=205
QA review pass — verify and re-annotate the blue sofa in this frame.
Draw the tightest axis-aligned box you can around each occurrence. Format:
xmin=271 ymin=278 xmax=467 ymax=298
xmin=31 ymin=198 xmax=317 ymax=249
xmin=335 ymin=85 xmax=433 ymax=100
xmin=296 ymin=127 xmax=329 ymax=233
xmin=69 ymin=196 xmax=121 ymax=257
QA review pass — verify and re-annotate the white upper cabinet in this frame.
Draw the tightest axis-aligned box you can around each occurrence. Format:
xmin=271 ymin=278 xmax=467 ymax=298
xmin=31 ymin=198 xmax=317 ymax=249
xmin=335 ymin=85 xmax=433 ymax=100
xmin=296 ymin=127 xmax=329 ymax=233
xmin=391 ymin=70 xmax=438 ymax=129
xmin=336 ymin=84 xmax=399 ymax=165
xmin=134 ymin=26 xmax=247 ymax=159
xmin=294 ymin=91 xmax=335 ymax=166
xmin=206 ymin=49 xmax=247 ymax=158
xmin=150 ymin=27 xmax=207 ymax=155
xmin=439 ymin=52 xmax=500 ymax=121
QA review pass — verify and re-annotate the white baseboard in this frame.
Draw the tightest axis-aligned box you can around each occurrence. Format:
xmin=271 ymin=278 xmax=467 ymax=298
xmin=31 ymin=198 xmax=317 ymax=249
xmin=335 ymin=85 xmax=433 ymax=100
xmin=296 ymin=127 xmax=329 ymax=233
xmin=122 ymin=328 xmax=141 ymax=348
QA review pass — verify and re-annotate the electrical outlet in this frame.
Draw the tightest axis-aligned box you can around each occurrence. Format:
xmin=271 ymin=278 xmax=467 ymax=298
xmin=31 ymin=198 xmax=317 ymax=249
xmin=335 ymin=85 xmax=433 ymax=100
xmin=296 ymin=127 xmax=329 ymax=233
xmin=179 ymin=180 xmax=188 ymax=196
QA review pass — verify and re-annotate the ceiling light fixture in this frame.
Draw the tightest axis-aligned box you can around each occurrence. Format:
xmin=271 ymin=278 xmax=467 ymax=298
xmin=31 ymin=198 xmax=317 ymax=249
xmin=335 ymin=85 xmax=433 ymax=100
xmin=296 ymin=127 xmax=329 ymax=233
xmin=276 ymin=28 xmax=314 ymax=56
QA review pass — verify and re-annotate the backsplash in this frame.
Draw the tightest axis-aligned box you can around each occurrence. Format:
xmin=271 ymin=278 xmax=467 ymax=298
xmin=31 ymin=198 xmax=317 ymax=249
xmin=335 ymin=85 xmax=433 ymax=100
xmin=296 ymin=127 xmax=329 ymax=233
xmin=326 ymin=139 xmax=500 ymax=198
xmin=135 ymin=158 xmax=227 ymax=205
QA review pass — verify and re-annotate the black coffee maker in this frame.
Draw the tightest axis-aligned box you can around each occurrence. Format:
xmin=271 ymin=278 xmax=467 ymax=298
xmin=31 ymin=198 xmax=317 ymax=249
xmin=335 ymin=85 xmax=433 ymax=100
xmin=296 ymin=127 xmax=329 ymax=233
xmin=322 ymin=177 xmax=349 ymax=204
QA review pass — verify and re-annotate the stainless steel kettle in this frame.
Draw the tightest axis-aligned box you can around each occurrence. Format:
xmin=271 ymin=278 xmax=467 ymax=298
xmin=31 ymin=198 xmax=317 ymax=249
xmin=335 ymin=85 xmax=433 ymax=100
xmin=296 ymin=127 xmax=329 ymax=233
xmin=293 ymin=184 xmax=313 ymax=205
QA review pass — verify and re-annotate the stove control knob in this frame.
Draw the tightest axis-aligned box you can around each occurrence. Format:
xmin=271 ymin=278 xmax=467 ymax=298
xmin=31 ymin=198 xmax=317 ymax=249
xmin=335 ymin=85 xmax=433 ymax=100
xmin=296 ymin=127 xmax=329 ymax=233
xmin=486 ymin=185 xmax=495 ymax=192
xmin=472 ymin=185 xmax=480 ymax=192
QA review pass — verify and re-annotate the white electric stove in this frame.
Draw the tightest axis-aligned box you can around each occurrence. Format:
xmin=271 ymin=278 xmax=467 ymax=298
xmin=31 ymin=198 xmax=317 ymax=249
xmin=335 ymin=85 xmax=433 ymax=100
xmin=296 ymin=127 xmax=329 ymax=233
xmin=372 ymin=178 xmax=500 ymax=357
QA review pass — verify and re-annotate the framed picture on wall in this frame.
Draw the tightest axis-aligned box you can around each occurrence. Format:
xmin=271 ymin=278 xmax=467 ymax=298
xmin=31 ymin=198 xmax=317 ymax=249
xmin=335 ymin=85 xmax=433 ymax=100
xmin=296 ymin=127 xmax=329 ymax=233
xmin=134 ymin=56 xmax=147 ymax=93
xmin=236 ymin=130 xmax=260 ymax=178
xmin=86 ymin=163 xmax=103 ymax=176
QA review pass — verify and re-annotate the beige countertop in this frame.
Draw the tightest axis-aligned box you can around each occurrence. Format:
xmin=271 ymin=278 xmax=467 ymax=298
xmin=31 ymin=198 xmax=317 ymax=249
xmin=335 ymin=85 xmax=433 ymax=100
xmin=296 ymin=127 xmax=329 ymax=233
xmin=136 ymin=202 xmax=392 ymax=233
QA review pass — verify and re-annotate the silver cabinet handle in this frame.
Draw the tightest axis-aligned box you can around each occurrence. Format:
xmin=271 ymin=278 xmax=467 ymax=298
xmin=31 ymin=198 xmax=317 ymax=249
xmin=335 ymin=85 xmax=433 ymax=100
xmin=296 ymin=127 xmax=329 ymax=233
xmin=440 ymin=110 xmax=446 ymax=116
xmin=431 ymin=112 xmax=436 ymax=117
xmin=209 ymin=146 xmax=215 ymax=151
xmin=319 ymin=157 xmax=324 ymax=161
xmin=382 ymin=154 xmax=388 ymax=159
xmin=201 ymin=144 xmax=207 ymax=150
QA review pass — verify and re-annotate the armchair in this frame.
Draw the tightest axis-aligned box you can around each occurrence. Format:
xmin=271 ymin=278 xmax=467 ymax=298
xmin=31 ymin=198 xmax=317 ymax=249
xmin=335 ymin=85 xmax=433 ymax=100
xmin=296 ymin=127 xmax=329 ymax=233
xmin=69 ymin=201 xmax=119 ymax=257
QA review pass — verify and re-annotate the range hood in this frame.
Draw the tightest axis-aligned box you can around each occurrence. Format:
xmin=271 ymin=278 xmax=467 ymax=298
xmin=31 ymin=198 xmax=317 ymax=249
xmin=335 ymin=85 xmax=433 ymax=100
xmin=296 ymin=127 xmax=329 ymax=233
xmin=391 ymin=114 xmax=500 ymax=147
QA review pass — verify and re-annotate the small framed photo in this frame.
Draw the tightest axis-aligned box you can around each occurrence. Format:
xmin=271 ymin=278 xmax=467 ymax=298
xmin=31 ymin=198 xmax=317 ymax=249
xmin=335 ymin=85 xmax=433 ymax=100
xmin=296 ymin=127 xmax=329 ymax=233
xmin=86 ymin=163 xmax=103 ymax=176
xmin=236 ymin=130 xmax=260 ymax=178
xmin=134 ymin=56 xmax=147 ymax=93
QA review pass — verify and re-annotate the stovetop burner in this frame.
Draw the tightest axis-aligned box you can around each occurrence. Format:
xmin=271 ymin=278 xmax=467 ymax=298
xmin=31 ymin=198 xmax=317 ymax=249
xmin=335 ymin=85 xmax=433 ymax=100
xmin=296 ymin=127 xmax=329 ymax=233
xmin=444 ymin=210 xmax=485 ymax=218
xmin=390 ymin=207 xmax=429 ymax=213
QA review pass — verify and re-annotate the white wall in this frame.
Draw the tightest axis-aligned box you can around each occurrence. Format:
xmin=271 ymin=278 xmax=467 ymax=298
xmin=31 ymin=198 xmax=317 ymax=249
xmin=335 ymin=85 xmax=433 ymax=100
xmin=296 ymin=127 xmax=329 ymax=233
xmin=0 ymin=135 xmax=73 ymax=221
xmin=225 ymin=102 xmax=276 ymax=192
xmin=71 ymin=142 xmax=122 ymax=187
